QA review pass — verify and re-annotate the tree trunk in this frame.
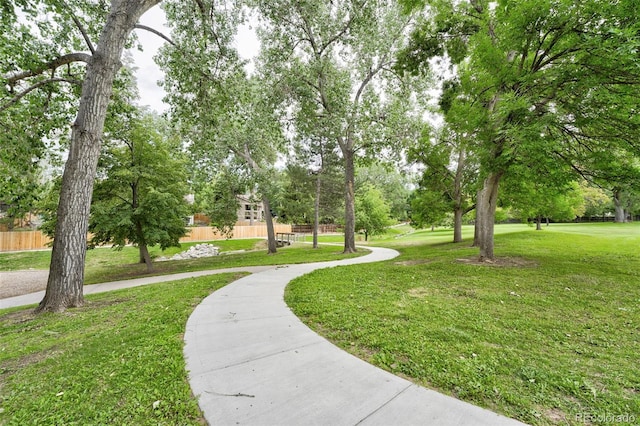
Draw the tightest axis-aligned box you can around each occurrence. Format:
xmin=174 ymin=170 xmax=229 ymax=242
xmin=471 ymin=188 xmax=482 ymax=247
xmin=262 ymin=196 xmax=277 ymax=254
xmin=453 ymin=148 xmax=465 ymax=243
xmin=139 ymin=244 xmax=153 ymax=271
xmin=476 ymin=172 xmax=502 ymax=262
xmin=613 ymin=189 xmax=625 ymax=223
xmin=536 ymin=215 xmax=542 ymax=230
xmin=135 ymin=218 xmax=153 ymax=271
xmin=453 ymin=208 xmax=464 ymax=243
xmin=343 ymin=149 xmax=357 ymax=253
xmin=37 ymin=0 xmax=160 ymax=313
xmin=313 ymin=174 xmax=321 ymax=249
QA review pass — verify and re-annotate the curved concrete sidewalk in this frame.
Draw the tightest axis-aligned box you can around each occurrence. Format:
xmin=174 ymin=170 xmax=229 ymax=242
xmin=184 ymin=247 xmax=528 ymax=426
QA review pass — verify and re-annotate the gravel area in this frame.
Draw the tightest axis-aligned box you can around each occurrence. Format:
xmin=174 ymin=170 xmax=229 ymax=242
xmin=0 ymin=270 xmax=49 ymax=299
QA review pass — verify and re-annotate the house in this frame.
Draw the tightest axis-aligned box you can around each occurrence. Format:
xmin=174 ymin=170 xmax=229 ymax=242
xmin=237 ymin=195 xmax=265 ymax=225
xmin=191 ymin=194 xmax=266 ymax=227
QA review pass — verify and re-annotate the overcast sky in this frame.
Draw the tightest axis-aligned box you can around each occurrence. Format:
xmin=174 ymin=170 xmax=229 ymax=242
xmin=129 ymin=5 xmax=259 ymax=113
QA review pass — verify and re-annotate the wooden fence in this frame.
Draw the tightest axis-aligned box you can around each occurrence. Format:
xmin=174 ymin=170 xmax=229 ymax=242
xmin=0 ymin=231 xmax=52 ymax=252
xmin=0 ymin=224 xmax=293 ymax=252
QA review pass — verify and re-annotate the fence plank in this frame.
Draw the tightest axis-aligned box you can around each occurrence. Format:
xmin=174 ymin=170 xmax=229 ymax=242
xmin=0 ymin=225 xmax=294 ymax=252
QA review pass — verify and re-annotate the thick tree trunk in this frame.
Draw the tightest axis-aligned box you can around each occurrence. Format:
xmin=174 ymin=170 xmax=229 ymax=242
xmin=476 ymin=172 xmax=502 ymax=262
xmin=37 ymin=0 xmax=160 ymax=313
xmin=453 ymin=208 xmax=464 ymax=243
xmin=313 ymin=174 xmax=321 ymax=249
xmin=262 ymin=196 xmax=277 ymax=254
xmin=343 ymin=149 xmax=357 ymax=253
xmin=613 ymin=189 xmax=625 ymax=223
xmin=536 ymin=215 xmax=542 ymax=230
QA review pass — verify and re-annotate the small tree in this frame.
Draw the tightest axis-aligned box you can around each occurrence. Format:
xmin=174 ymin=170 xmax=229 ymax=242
xmin=89 ymin=111 xmax=190 ymax=270
xmin=196 ymin=169 xmax=244 ymax=238
xmin=356 ymin=163 xmax=412 ymax=223
xmin=355 ymin=186 xmax=393 ymax=241
xmin=580 ymin=182 xmax=611 ymax=220
xmin=508 ymin=180 xmax=585 ymax=229
xmin=409 ymin=126 xmax=477 ymax=242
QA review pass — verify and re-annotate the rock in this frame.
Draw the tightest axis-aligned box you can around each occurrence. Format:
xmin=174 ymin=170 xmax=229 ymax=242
xmin=157 ymin=244 xmax=220 ymax=262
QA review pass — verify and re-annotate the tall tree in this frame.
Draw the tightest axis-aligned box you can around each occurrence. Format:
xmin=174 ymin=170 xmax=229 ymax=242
xmin=2 ymin=1 xmax=162 ymax=312
xmin=281 ymin=133 xmax=344 ymax=248
xmin=159 ymin=2 xmax=284 ymax=253
xmin=580 ymin=182 xmax=611 ymax=221
xmin=398 ymin=0 xmax=640 ymax=260
xmin=255 ymin=0 xmax=419 ymax=253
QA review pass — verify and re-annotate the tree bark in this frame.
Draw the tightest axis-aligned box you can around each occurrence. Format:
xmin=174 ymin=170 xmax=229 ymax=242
xmin=139 ymin=243 xmax=153 ymax=271
xmin=37 ymin=0 xmax=160 ymax=313
xmin=262 ymin=196 xmax=277 ymax=254
xmin=135 ymin=218 xmax=153 ymax=271
xmin=313 ymin=174 xmax=321 ymax=249
xmin=452 ymin=148 xmax=466 ymax=243
xmin=536 ymin=215 xmax=542 ymax=230
xmin=476 ymin=172 xmax=502 ymax=262
xmin=613 ymin=189 xmax=625 ymax=223
xmin=342 ymin=148 xmax=357 ymax=253
xmin=471 ymin=188 xmax=481 ymax=247
xmin=453 ymin=208 xmax=464 ymax=243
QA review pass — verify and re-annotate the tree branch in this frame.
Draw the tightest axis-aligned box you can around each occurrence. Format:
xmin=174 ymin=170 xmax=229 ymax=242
xmin=318 ymin=1 xmax=369 ymax=55
xmin=71 ymin=14 xmax=96 ymax=54
xmin=134 ymin=24 xmax=176 ymax=46
xmin=0 ymin=77 xmax=82 ymax=113
xmin=4 ymin=53 xmax=91 ymax=85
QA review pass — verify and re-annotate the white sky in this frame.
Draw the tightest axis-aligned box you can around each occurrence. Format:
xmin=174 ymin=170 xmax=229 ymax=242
xmin=129 ymin=5 xmax=259 ymax=113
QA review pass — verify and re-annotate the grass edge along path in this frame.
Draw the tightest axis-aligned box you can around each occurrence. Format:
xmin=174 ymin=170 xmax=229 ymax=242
xmin=0 ymin=241 xmax=368 ymax=286
xmin=0 ymin=273 xmax=244 ymax=425
xmin=285 ymin=224 xmax=640 ymax=426
xmin=0 ymin=244 xmax=370 ymax=424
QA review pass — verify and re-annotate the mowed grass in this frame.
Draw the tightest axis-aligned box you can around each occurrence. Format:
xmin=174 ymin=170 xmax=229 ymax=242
xmin=285 ymin=223 xmax=640 ymax=425
xmin=0 ymin=273 xmax=244 ymax=425
xmin=0 ymin=238 xmax=263 ymax=271
xmin=0 ymin=237 xmax=369 ymax=424
xmin=0 ymin=239 xmax=366 ymax=284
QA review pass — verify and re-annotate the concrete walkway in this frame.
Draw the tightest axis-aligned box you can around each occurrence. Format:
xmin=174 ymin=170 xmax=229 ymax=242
xmin=1 ymin=248 xmax=527 ymax=425
xmin=184 ymin=246 xmax=528 ymax=426
xmin=0 ymin=266 xmax=274 ymax=310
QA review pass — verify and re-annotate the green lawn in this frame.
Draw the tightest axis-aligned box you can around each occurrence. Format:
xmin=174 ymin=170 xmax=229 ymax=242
xmin=0 ymin=239 xmax=366 ymax=284
xmin=0 ymin=238 xmax=264 ymax=272
xmin=0 ymin=238 xmax=370 ymax=424
xmin=286 ymin=222 xmax=640 ymax=425
xmin=0 ymin=273 xmax=244 ymax=425
xmin=1 ymin=224 xmax=638 ymax=425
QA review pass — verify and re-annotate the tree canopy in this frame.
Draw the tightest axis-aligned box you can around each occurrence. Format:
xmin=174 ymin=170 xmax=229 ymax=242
xmin=397 ymin=0 xmax=640 ymax=260
xmin=89 ymin=110 xmax=190 ymax=270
